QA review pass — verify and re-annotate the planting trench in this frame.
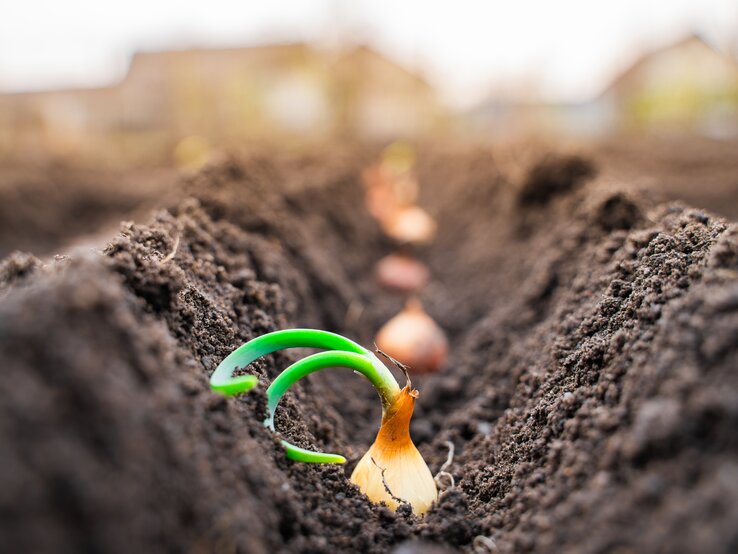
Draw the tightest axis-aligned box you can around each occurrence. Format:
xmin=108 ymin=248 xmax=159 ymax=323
xmin=1 ymin=148 xmax=737 ymax=553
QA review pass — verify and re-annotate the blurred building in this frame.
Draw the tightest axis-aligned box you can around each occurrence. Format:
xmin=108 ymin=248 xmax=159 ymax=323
xmin=604 ymin=34 xmax=738 ymax=137
xmin=468 ymin=34 xmax=738 ymax=138
xmin=0 ymin=43 xmax=444 ymax=166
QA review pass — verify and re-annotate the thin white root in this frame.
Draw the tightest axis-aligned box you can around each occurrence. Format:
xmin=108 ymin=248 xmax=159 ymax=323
xmin=439 ymin=440 xmax=454 ymax=472
xmin=472 ymin=535 xmax=497 ymax=553
xmin=434 ymin=470 xmax=454 ymax=489
xmin=434 ymin=440 xmax=456 ymax=490
xmin=161 ymin=234 xmax=180 ymax=263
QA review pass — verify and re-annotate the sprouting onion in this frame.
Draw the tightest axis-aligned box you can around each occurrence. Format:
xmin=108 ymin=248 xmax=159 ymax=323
xmin=210 ymin=328 xmax=438 ymax=514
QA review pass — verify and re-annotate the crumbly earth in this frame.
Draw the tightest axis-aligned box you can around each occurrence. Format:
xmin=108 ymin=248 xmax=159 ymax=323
xmin=0 ymin=165 xmax=177 ymax=258
xmin=0 ymin=147 xmax=736 ymax=553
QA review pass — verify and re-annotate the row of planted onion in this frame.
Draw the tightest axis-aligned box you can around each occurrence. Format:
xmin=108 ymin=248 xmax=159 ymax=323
xmin=363 ymin=142 xmax=448 ymax=375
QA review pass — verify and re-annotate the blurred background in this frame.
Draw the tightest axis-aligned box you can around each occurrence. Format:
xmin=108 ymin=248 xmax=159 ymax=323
xmin=1 ymin=0 xmax=737 ymax=255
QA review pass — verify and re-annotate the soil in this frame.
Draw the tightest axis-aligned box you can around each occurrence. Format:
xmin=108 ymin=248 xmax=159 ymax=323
xmin=1 ymin=144 xmax=737 ymax=553
xmin=593 ymin=134 xmax=738 ymax=220
xmin=0 ymin=164 xmax=178 ymax=258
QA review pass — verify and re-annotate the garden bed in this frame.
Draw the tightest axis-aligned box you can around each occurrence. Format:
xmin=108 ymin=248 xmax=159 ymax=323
xmin=1 ymin=147 xmax=737 ymax=553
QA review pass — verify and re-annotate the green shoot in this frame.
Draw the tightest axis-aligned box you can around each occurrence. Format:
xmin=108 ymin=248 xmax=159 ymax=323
xmin=210 ymin=329 xmax=401 ymax=463
xmin=210 ymin=328 xmax=368 ymax=395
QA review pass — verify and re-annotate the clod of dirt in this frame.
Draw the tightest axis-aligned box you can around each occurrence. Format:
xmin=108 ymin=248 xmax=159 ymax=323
xmin=593 ymin=190 xmax=643 ymax=231
xmin=0 ymin=251 xmax=43 ymax=292
xmin=517 ymin=154 xmax=596 ymax=206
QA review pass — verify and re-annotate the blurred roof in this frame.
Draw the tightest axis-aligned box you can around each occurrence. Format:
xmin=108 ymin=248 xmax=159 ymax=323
xmin=127 ymin=41 xmax=433 ymax=87
xmin=601 ymin=33 xmax=738 ymax=98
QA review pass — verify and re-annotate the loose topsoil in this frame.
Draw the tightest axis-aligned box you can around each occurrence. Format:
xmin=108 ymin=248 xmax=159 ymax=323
xmin=0 ymin=165 xmax=177 ymax=259
xmin=1 ymin=146 xmax=737 ymax=553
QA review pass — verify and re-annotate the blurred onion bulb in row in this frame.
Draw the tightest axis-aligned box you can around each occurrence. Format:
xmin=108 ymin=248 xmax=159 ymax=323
xmin=375 ymin=298 xmax=448 ymax=375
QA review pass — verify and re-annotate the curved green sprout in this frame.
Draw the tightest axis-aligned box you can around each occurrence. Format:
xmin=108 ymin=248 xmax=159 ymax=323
xmin=210 ymin=329 xmax=401 ymax=464
xmin=210 ymin=329 xmax=366 ymax=395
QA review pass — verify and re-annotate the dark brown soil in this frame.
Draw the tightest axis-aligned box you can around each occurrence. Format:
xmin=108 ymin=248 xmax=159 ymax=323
xmin=1 ymin=146 xmax=737 ymax=553
xmin=593 ymin=134 xmax=738 ymax=220
xmin=0 ymin=165 xmax=177 ymax=258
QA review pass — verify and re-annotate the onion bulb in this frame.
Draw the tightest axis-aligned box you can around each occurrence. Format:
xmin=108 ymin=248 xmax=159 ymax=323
xmin=350 ymin=385 xmax=437 ymax=514
xmin=375 ymin=253 xmax=430 ymax=293
xmin=382 ymin=206 xmax=437 ymax=245
xmin=363 ymin=165 xmax=399 ymax=222
xmin=375 ymin=299 xmax=448 ymax=374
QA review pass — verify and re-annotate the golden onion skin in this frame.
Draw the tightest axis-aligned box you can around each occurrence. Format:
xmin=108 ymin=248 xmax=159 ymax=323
xmin=350 ymin=386 xmax=437 ymax=515
xmin=375 ymin=299 xmax=448 ymax=374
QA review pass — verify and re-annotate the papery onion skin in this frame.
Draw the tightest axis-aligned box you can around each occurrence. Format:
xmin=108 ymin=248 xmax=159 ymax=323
xmin=350 ymin=386 xmax=437 ymax=515
xmin=375 ymin=253 xmax=430 ymax=293
xmin=363 ymin=165 xmax=400 ymax=222
xmin=382 ymin=206 xmax=437 ymax=245
xmin=375 ymin=299 xmax=448 ymax=374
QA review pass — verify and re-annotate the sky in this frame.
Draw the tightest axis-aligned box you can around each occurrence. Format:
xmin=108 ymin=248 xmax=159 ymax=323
xmin=1 ymin=0 xmax=736 ymax=107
